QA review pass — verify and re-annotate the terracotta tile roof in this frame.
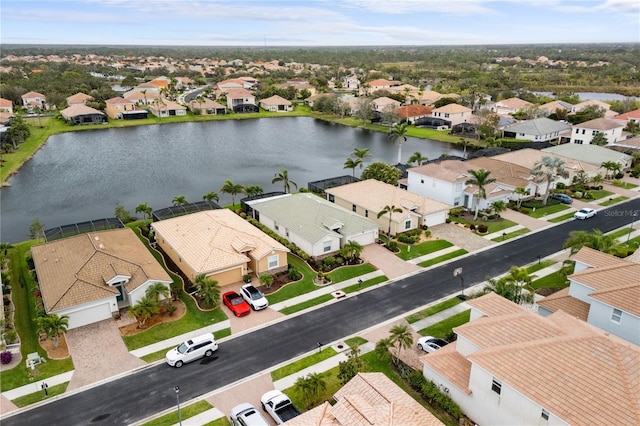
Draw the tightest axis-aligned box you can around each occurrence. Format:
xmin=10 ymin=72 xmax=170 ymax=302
xmin=106 ymin=96 xmax=134 ymax=105
xmin=409 ymin=159 xmax=471 ymax=183
xmin=495 ymin=97 xmax=533 ymax=109
xmin=465 ymin=291 xmax=527 ymax=317
xmin=0 ymin=98 xmax=12 ymax=108
xmin=465 ymin=157 xmax=532 ymax=187
xmin=395 ymin=104 xmax=432 ymax=118
xmin=260 ymin=95 xmax=292 ymax=106
xmin=148 ymin=99 xmax=185 ymax=112
xmin=572 ymin=246 xmax=627 ymax=268
xmin=187 ymin=98 xmax=225 ymax=110
xmin=614 ymin=108 xmax=640 ymax=121
xmin=65 ymin=92 xmax=93 ymax=104
xmin=432 ymin=103 xmax=471 ymax=114
xmin=31 ymin=229 xmax=171 ymax=312
xmin=420 ymin=343 xmax=472 ymax=394
xmin=366 ymin=79 xmax=397 ymax=87
xmin=570 ymin=263 xmax=640 ymax=316
xmin=22 ymin=91 xmax=45 ymax=99
xmin=574 ymin=117 xmax=625 ymax=130
xmin=536 ymin=287 xmax=590 ymax=320
xmin=151 ymin=209 xmax=288 ymax=275
xmin=491 ymin=148 xmax=599 ymax=174
xmin=286 ymin=373 xmax=442 ymax=426
xmin=574 ymin=99 xmax=611 ymax=111
xmin=60 ymin=104 xmax=104 ymax=118
xmin=225 ymin=88 xmax=253 ymax=99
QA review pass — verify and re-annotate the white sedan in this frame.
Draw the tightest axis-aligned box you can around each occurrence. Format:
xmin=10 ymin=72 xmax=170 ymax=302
xmin=574 ymin=208 xmax=597 ymax=220
xmin=417 ymin=336 xmax=449 ymax=353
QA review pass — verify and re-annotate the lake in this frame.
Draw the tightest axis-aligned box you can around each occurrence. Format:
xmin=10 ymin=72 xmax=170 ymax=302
xmin=0 ymin=117 xmax=462 ymax=243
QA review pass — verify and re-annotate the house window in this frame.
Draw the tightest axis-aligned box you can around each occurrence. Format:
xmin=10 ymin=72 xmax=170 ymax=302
xmin=592 ymin=130 xmax=597 ymax=135
xmin=285 ymin=228 xmax=289 ymax=237
xmin=444 ymin=113 xmax=450 ymax=118
xmin=404 ymin=220 xmax=411 ymax=230
xmin=365 ymin=210 xmax=368 ymax=218
xmin=274 ymin=222 xmax=279 ymax=231
xmin=582 ymin=129 xmax=586 ymax=134
xmin=574 ymin=139 xmax=583 ymax=144
xmin=352 ymin=204 xmax=356 ymax=212
xmin=268 ymin=255 xmax=279 ymax=269
xmin=611 ymin=308 xmax=622 ymax=323
xmin=491 ymin=378 xmax=502 ymax=395
xmin=575 ymin=128 xmax=579 ymax=134
xmin=541 ymin=409 xmax=550 ymax=421
xmin=323 ymin=241 xmax=332 ymax=252
xmin=328 ymin=194 xmax=335 ymax=203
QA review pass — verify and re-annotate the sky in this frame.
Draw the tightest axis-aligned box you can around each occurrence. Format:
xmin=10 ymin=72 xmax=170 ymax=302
xmin=1 ymin=0 xmax=639 ymax=46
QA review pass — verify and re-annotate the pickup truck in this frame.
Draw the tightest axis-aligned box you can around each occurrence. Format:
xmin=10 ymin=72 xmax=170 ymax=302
xmin=260 ymin=390 xmax=301 ymax=424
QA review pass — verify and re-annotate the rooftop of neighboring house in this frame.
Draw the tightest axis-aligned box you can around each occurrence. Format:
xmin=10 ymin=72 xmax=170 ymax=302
xmin=21 ymin=91 xmax=45 ymax=99
xmin=373 ymin=96 xmax=401 ymax=107
xmin=259 ymin=95 xmax=292 ymax=106
xmin=573 ymin=99 xmax=611 ymax=111
xmin=247 ymin=193 xmax=378 ymax=244
xmin=409 ymin=158 xmax=473 ymax=183
xmin=538 ymin=100 xmax=573 ymax=112
xmin=0 ymin=98 xmax=12 ymax=108
xmin=148 ymin=99 xmax=185 ymax=111
xmin=502 ymin=117 xmax=571 ymax=135
xmin=325 ymin=179 xmax=450 ymax=220
xmin=395 ymin=104 xmax=433 ymax=118
xmin=284 ymin=373 xmax=443 ymax=426
xmin=224 ymin=88 xmax=254 ymax=99
xmin=106 ymin=96 xmax=135 ymax=105
xmin=614 ymin=108 xmax=640 ymax=121
xmin=151 ymin=209 xmax=289 ymax=274
xmin=422 ymin=293 xmax=640 ymax=426
xmin=465 ymin=156 xmax=532 ymax=188
xmin=611 ymin=136 xmax=640 ymax=149
xmin=65 ymin=92 xmax=93 ymax=105
xmin=495 ymin=97 xmax=533 ymax=109
xmin=366 ymin=78 xmax=398 ymax=87
xmin=124 ymin=91 xmax=159 ymax=101
xmin=573 ymin=117 xmax=626 ymax=130
xmin=491 ymin=148 xmax=600 ymax=174
xmin=30 ymin=228 xmax=171 ymax=312
xmin=432 ymin=103 xmax=471 ymax=113
xmin=187 ymin=98 xmax=225 ymax=109
xmin=60 ymin=104 xmax=105 ymax=118
xmin=542 ymin=144 xmax=631 ymax=166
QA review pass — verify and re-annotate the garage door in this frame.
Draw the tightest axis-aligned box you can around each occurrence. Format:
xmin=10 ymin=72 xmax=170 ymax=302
xmin=346 ymin=230 xmax=377 ymax=246
xmin=64 ymin=301 xmax=113 ymax=330
xmin=423 ymin=211 xmax=447 ymax=227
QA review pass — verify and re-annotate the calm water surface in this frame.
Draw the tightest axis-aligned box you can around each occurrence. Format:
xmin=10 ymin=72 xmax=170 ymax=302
xmin=1 ymin=117 xmax=461 ymax=243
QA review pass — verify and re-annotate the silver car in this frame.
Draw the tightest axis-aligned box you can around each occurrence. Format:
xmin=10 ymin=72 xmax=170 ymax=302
xmin=240 ymin=284 xmax=269 ymax=310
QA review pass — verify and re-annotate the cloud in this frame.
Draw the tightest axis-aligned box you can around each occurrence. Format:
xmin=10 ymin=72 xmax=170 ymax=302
xmin=342 ymin=0 xmax=497 ymax=15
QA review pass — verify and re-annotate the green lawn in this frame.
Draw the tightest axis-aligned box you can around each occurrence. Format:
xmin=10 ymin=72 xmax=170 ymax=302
xmin=141 ymin=400 xmax=214 ymax=426
xmin=328 ymin=263 xmax=376 ymax=283
xmin=530 ymin=272 xmax=569 ymax=290
xmin=417 ymin=310 xmax=471 ymax=338
xmin=491 ymin=228 xmax=530 ymax=241
xmin=271 ymin=347 xmax=338 ymax=381
xmin=406 ymin=297 xmax=464 ymax=324
xmin=450 ymin=216 xmax=517 ymax=234
xmin=525 ymin=260 xmax=556 ymax=274
xmin=588 ymin=189 xmax=615 ymax=200
xmin=548 ymin=212 xmax=576 ymax=223
xmin=12 ymin=382 xmax=69 ymax=407
xmin=418 ymin=249 xmax=468 ymax=267
xmin=611 ymin=181 xmax=638 ymax=189
xmin=599 ymin=196 xmax=629 ymax=206
xmin=342 ymin=276 xmax=388 ymax=293
xmin=607 ymin=228 xmax=633 ymax=239
xmin=396 ymin=240 xmax=453 ymax=261
xmin=527 ymin=203 xmax=570 ymax=218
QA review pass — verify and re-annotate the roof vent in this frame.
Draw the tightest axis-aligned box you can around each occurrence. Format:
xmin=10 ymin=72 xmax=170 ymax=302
xmin=98 ymin=243 xmax=105 ymax=250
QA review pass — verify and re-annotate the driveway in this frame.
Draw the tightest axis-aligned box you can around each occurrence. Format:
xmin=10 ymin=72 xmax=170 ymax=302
xmin=428 ymin=223 xmax=494 ymax=252
xmin=361 ymin=244 xmax=421 ymax=279
xmin=65 ymin=319 xmax=145 ymax=391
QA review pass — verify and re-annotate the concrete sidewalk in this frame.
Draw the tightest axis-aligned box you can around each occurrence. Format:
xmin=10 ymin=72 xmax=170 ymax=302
xmin=407 ymin=245 xmax=463 ymax=265
xmin=2 ymin=371 xmax=74 ymax=400
xmin=410 ymin=302 xmax=470 ymax=332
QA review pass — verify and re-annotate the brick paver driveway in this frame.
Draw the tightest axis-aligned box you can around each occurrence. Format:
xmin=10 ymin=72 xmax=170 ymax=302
xmin=361 ymin=244 xmax=421 ymax=280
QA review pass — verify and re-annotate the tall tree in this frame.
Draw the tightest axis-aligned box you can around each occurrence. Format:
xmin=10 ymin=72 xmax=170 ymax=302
xmin=407 ymin=151 xmax=428 ymax=166
xmin=377 ymin=205 xmax=403 ymax=236
xmin=128 ymin=295 xmax=159 ymax=327
xmin=38 ymin=314 xmax=69 ymax=348
xmin=343 ymin=157 xmax=362 ymax=177
xmin=563 ymin=229 xmax=620 ymax=255
xmin=513 ymin=187 xmax=529 ymax=209
xmin=465 ymin=169 xmax=497 ymax=220
xmin=193 ymin=274 xmax=220 ymax=309
xmin=172 ymin=195 xmax=188 ymax=206
xmin=387 ymin=122 xmax=409 ymax=164
xmin=220 ymin=180 xmax=245 ymax=208
xmin=145 ymin=282 xmax=171 ymax=305
xmin=135 ymin=202 xmax=152 ymax=221
xmin=361 ymin=162 xmax=402 ymax=185
xmin=590 ymin=131 xmax=608 ymax=146
xmin=202 ymin=191 xmax=219 ymax=203
xmin=531 ymin=157 xmax=569 ymax=205
xmin=28 ymin=218 xmax=45 ymax=240
xmin=389 ymin=324 xmax=413 ymax=363
xmin=352 ymin=148 xmax=372 ymax=171
xmin=272 ymin=168 xmax=298 ymax=193
xmin=491 ymin=200 xmax=507 ymax=218
xmin=338 ymin=344 xmax=365 ymax=385
xmin=244 ymin=185 xmax=264 ymax=198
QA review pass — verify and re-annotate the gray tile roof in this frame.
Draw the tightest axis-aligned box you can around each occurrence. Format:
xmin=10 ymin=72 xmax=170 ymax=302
xmin=503 ymin=117 xmax=571 ymax=135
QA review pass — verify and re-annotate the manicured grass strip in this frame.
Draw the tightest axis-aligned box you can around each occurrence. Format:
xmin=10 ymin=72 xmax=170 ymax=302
xmin=266 ymin=255 xmax=317 ymax=304
xmin=530 ymin=272 xmax=569 ymax=290
xmin=344 ymin=336 xmax=368 ymax=347
xmin=491 ymin=228 xmax=530 ymax=241
xmin=417 ymin=310 xmax=471 ymax=339
xmin=600 ymin=196 xmax=629 ymax=206
xmin=396 ymin=240 xmax=453 ymax=261
xmin=270 ymin=347 xmax=338 ymax=381
xmin=607 ymin=227 xmax=633 ymax=239
xmin=12 ymin=382 xmax=69 ymax=407
xmin=612 ymin=181 xmax=638 ymax=189
xmin=328 ymin=263 xmax=376 ymax=283
xmin=449 ymin=217 xmax=517 ymax=234
xmin=342 ymin=276 xmax=388 ymax=293
xmin=525 ymin=260 xmax=555 ymax=274
xmin=528 ymin=204 xmax=570 ymax=218
xmin=418 ymin=249 xmax=468 ymax=267
xmin=406 ymin=297 xmax=464 ymax=324
xmin=589 ymin=189 xmax=615 ymax=200
xmin=203 ymin=418 xmax=230 ymax=426
xmin=279 ymin=294 xmax=334 ymax=315
xmin=141 ymin=400 xmax=214 ymax=426
xmin=548 ymin=212 xmax=576 ymax=223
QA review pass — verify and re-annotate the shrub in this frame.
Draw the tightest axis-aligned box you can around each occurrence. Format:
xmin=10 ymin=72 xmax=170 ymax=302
xmin=0 ymin=351 xmax=12 ymax=364
xmin=615 ymin=172 xmax=624 ymax=179
xmin=445 ymin=218 xmax=451 ymax=223
xmin=3 ymin=329 xmax=17 ymax=344
xmin=386 ymin=241 xmax=398 ymax=252
xmin=288 ymin=268 xmax=302 ymax=281
xmin=424 ymin=230 xmax=431 ymax=238
xmin=477 ymin=224 xmax=488 ymax=233
xmin=323 ymin=256 xmax=336 ymax=268
xmin=397 ymin=234 xmax=417 ymax=244
xmin=556 ymin=182 xmax=566 ymax=189
xmin=242 ymin=274 xmax=252 ymax=283
xmin=469 ymin=224 xmax=476 ymax=231
xmin=449 ymin=207 xmax=465 ymax=217
xmin=166 ymin=304 xmax=177 ymax=316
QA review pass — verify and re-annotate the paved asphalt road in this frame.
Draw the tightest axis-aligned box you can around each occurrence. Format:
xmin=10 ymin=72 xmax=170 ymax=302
xmin=4 ymin=199 xmax=639 ymax=425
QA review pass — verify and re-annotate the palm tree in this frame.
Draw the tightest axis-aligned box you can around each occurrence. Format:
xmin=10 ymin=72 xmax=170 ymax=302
xmin=458 ymin=137 xmax=470 ymax=159
xmin=500 ymin=266 xmax=533 ymax=305
xmin=513 ymin=187 xmax=530 ymax=209
xmin=563 ymin=229 xmax=620 ymax=255
xmin=135 ymin=202 xmax=152 ymax=221
xmin=407 ymin=151 xmax=428 ymax=166
xmin=389 ymin=324 xmax=413 ymax=360
xmin=339 ymin=240 xmax=363 ymax=264
xmin=387 ymin=122 xmax=409 ymax=164
xmin=145 ymin=282 xmax=171 ymax=305
xmin=294 ymin=374 xmax=327 ymax=410
xmin=343 ymin=157 xmax=362 ymax=177
xmin=272 ymin=168 xmax=298 ymax=193
xmin=172 ymin=195 xmax=188 ymax=206
xmin=202 ymin=191 xmax=219 ymax=203
xmin=128 ymin=295 xmax=159 ymax=328
xmin=193 ymin=274 xmax=220 ymax=308
xmin=352 ymin=148 xmax=371 ymax=172
xmin=38 ymin=314 xmax=69 ymax=348
xmin=532 ymin=157 xmax=569 ymax=205
xmin=491 ymin=200 xmax=507 ymax=218
xmin=465 ymin=169 xmax=497 ymax=220
xmin=600 ymin=161 xmax=617 ymax=180
xmin=305 ymin=372 xmax=327 ymax=404
xmin=377 ymin=205 xmax=403 ymax=236
xmin=591 ymin=173 xmax=604 ymax=186
xmin=245 ymin=185 xmax=264 ymax=198
xmin=220 ymin=180 xmax=245 ymax=208
xmin=259 ymin=273 xmax=274 ymax=289
xmin=375 ymin=337 xmax=394 ymax=361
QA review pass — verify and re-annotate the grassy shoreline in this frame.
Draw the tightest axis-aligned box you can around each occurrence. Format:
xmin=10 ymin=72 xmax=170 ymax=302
xmin=1 ymin=106 xmax=476 ymax=184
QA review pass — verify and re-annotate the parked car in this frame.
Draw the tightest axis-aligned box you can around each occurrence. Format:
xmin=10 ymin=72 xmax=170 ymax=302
xmin=549 ymin=193 xmax=573 ymax=204
xmin=417 ymin=336 xmax=449 ymax=353
xmin=165 ymin=333 xmax=218 ymax=368
xmin=574 ymin=208 xmax=597 ymax=220
xmin=240 ymin=284 xmax=269 ymax=310
xmin=261 ymin=390 xmax=301 ymax=424
xmin=230 ymin=402 xmax=270 ymax=426
xmin=223 ymin=291 xmax=251 ymax=317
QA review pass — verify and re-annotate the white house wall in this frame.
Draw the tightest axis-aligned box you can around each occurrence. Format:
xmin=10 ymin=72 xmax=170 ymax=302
xmin=567 ymin=280 xmax=594 ymax=303
xmin=128 ymin=281 xmax=171 ymax=306
xmin=587 ymin=300 xmax=640 ymax=345
xmin=570 ymin=127 xmax=623 ymax=145
xmin=56 ymin=297 xmax=116 ymax=329
xmin=407 ymin=173 xmax=459 ymax=206
xmin=310 ymin=236 xmax=341 ymax=258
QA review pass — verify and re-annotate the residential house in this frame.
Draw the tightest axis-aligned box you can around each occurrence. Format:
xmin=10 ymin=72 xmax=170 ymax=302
xmin=123 ymin=89 xmax=160 ymax=105
xmin=259 ymin=95 xmax=293 ymax=112
xmin=431 ymin=104 xmax=472 ymax=127
xmin=277 ymin=80 xmax=316 ymax=97
xmin=610 ymin=136 xmax=640 ymax=153
xmin=304 ymin=93 xmax=336 ymax=108
xmin=148 ymin=99 xmax=187 ymax=118
xmin=21 ymin=91 xmax=47 ymax=111
xmin=105 ymin=96 xmax=148 ymax=120
xmin=538 ymin=246 xmax=640 ymax=345
xmin=415 ymin=90 xmax=444 ymax=106
xmin=187 ymin=98 xmax=226 ymax=115
xmin=151 ymin=209 xmax=289 ymax=285
xmin=175 ymin=76 xmax=196 ymax=90
xmin=65 ymin=92 xmax=93 ymax=107
xmin=361 ymin=78 xmax=399 ymax=95
xmin=0 ymin=97 xmax=13 ymax=114
xmin=285 ymin=373 xmax=443 ymax=426
xmin=325 ymin=179 xmax=449 ymax=236
xmin=372 ymin=96 xmax=401 ymax=112
xmin=542 ymin=143 xmax=632 ymax=169
xmin=569 ymin=117 xmax=625 ymax=145
xmin=501 ymin=117 xmax=571 ymax=142
xmin=341 ymin=74 xmax=360 ymax=89
xmin=538 ymin=100 xmax=573 ymax=117
xmin=612 ymin=108 xmax=640 ymax=125
xmin=571 ymin=99 xmax=611 ymax=114
xmin=421 ymin=292 xmax=640 ymax=426
xmin=60 ymin=104 xmax=107 ymax=125
xmin=395 ymin=104 xmax=433 ymax=125
xmin=246 ymin=193 xmax=379 ymax=258
xmin=487 ymin=97 xmax=533 ymax=115
xmin=30 ymin=228 xmax=172 ymax=329
xmin=148 ymin=77 xmax=170 ymax=91
xmin=224 ymin=88 xmax=257 ymax=112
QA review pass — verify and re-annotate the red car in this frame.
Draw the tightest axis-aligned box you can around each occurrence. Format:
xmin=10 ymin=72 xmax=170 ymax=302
xmin=223 ymin=291 xmax=251 ymax=317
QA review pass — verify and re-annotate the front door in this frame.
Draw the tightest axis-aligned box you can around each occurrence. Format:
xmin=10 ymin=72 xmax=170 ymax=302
xmin=116 ymin=285 xmax=125 ymax=302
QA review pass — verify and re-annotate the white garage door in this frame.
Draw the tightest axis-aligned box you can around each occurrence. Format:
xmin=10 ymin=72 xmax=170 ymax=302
xmin=346 ymin=230 xmax=377 ymax=246
xmin=65 ymin=302 xmax=113 ymax=330
xmin=423 ymin=211 xmax=448 ymax=227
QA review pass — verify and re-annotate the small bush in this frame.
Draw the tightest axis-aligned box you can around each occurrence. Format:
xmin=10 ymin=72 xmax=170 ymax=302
xmin=477 ymin=224 xmax=488 ymax=234
xmin=397 ymin=234 xmax=417 ymax=244
xmin=288 ymin=268 xmax=302 ymax=281
xmin=615 ymin=172 xmax=624 ymax=179
xmin=449 ymin=207 xmax=464 ymax=217
xmin=424 ymin=230 xmax=431 ymax=238
xmin=3 ymin=329 xmax=17 ymax=344
xmin=166 ymin=304 xmax=177 ymax=316
xmin=0 ymin=351 xmax=12 ymax=364
xmin=556 ymin=182 xmax=566 ymax=189
xmin=386 ymin=241 xmax=398 ymax=252
xmin=469 ymin=224 xmax=476 ymax=231
xmin=323 ymin=256 xmax=336 ymax=267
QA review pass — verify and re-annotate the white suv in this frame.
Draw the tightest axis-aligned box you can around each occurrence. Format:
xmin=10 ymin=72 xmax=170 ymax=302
xmin=165 ymin=333 xmax=218 ymax=368
xmin=240 ymin=284 xmax=269 ymax=310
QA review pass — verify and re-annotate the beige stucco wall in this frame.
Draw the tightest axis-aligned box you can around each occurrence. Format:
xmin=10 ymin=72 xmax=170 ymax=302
xmin=253 ymin=250 xmax=288 ymax=276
